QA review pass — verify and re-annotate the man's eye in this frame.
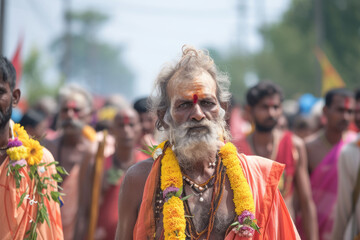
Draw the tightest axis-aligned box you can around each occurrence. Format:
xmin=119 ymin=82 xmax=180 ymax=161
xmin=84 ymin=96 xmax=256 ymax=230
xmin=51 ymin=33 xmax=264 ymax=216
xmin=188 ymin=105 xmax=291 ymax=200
xmin=201 ymin=101 xmax=215 ymax=106
xmin=178 ymin=102 xmax=191 ymax=109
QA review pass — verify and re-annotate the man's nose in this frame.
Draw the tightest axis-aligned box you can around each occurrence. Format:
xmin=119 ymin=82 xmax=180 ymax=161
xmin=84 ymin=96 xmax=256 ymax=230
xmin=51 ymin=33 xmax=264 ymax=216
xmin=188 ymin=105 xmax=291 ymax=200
xmin=268 ymin=107 xmax=277 ymax=117
xmin=190 ymin=104 xmax=205 ymax=121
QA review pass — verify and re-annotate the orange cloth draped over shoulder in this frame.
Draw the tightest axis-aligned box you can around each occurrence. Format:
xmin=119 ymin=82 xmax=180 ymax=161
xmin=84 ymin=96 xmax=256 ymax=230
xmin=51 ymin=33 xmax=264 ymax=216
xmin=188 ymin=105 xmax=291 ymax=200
xmin=0 ymin=149 xmax=63 ymax=240
xmin=133 ymin=152 xmax=300 ymax=239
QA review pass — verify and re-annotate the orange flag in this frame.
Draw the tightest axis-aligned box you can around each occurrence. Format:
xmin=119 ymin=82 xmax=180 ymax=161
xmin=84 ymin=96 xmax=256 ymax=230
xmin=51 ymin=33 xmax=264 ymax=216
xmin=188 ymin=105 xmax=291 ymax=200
xmin=11 ymin=37 xmax=23 ymax=88
xmin=315 ymin=48 xmax=345 ymax=96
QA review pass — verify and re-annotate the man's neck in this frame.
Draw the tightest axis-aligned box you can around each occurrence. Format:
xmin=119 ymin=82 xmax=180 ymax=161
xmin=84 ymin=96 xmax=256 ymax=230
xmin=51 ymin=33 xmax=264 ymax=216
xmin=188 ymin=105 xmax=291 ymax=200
xmin=62 ymin=132 xmax=83 ymax=146
xmin=113 ymin=146 xmax=134 ymax=168
xmin=324 ymin=126 xmax=343 ymax=145
xmin=180 ymin=154 xmax=217 ymax=183
xmin=253 ymin=130 xmax=274 ymax=145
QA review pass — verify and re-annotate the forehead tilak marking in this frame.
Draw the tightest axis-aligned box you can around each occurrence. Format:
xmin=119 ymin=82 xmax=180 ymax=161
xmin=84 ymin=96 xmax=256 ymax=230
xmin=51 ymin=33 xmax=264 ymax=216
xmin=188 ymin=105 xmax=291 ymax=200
xmin=122 ymin=113 xmax=130 ymax=125
xmin=193 ymin=94 xmax=198 ymax=104
xmin=66 ymin=100 xmax=77 ymax=108
xmin=344 ymin=97 xmax=351 ymax=109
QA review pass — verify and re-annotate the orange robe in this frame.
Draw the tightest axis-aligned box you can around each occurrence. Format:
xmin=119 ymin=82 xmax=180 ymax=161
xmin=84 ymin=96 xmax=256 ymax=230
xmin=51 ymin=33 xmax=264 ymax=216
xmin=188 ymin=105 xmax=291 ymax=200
xmin=133 ymin=151 xmax=300 ymax=239
xmin=0 ymin=148 xmax=64 ymax=240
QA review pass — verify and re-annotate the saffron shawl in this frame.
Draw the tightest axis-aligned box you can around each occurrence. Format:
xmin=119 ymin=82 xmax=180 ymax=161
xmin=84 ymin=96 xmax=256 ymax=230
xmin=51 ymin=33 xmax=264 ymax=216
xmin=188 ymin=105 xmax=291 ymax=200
xmin=0 ymin=149 xmax=63 ymax=240
xmin=133 ymin=149 xmax=299 ymax=239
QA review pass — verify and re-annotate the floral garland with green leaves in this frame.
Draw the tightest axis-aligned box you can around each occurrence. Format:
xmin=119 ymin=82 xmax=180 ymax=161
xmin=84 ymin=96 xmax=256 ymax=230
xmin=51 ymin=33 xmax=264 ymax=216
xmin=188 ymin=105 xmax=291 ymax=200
xmin=6 ymin=123 xmax=68 ymax=240
xmin=152 ymin=141 xmax=260 ymax=239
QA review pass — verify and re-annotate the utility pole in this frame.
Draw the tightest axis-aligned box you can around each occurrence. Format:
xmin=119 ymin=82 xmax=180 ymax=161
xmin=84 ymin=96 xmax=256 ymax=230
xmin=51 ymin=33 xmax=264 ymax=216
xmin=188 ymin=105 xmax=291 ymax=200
xmin=314 ymin=0 xmax=324 ymax=96
xmin=0 ymin=0 xmax=6 ymax=55
xmin=63 ymin=0 xmax=71 ymax=81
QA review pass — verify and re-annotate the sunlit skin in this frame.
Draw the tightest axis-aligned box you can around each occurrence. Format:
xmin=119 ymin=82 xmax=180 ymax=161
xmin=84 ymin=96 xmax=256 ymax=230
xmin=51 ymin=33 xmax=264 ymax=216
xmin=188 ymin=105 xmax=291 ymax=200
xmin=167 ymin=71 xmax=220 ymax=127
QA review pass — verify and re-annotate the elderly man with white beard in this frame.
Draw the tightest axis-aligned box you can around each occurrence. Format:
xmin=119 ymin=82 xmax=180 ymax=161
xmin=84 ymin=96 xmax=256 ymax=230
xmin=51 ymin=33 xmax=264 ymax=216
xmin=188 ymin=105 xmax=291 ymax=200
xmin=115 ymin=46 xmax=300 ymax=240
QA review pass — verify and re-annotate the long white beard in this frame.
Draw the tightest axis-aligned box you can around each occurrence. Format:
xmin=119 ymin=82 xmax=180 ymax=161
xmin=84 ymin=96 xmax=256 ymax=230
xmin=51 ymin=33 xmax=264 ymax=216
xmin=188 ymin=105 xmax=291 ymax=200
xmin=156 ymin=111 xmax=228 ymax=171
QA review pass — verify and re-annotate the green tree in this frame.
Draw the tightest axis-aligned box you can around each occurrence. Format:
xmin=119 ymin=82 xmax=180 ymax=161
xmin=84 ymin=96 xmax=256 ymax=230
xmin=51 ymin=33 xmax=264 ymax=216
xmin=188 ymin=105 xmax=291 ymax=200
xmin=218 ymin=0 xmax=360 ymax=99
xmin=22 ymin=47 xmax=64 ymax=105
xmin=51 ymin=9 xmax=134 ymax=97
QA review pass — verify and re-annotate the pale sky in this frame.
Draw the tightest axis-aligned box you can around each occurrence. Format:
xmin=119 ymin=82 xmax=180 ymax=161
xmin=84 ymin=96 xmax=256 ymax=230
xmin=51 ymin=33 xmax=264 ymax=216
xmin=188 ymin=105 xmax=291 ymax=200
xmin=4 ymin=0 xmax=290 ymax=101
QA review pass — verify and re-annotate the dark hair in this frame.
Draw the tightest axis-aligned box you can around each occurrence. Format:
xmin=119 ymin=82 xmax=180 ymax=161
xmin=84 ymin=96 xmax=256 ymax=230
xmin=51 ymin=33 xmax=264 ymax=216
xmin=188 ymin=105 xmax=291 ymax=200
xmin=133 ymin=97 xmax=150 ymax=114
xmin=246 ymin=81 xmax=284 ymax=107
xmin=19 ymin=109 xmax=46 ymax=128
xmin=355 ymin=88 xmax=360 ymax=101
xmin=150 ymin=46 xmax=231 ymax=130
xmin=324 ymin=88 xmax=354 ymax=107
xmin=0 ymin=56 xmax=16 ymax=90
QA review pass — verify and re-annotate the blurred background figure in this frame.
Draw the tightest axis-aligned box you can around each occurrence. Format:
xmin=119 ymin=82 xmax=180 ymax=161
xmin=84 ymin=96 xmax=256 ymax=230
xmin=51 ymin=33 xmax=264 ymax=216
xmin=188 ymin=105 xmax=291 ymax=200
xmin=95 ymin=105 xmax=148 ymax=240
xmin=43 ymin=83 xmax=97 ymax=240
xmin=19 ymin=108 xmax=47 ymax=142
xmin=304 ymin=88 xmax=356 ymax=240
xmin=133 ymin=96 xmax=157 ymax=150
xmin=332 ymin=88 xmax=360 ymax=240
xmin=241 ymin=81 xmax=318 ymax=240
xmin=292 ymin=115 xmax=316 ymax=140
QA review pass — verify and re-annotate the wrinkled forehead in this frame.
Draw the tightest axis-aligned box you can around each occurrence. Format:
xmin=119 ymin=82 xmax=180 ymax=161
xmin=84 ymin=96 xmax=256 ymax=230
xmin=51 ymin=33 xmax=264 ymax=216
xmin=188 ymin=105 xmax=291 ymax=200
xmin=167 ymin=71 xmax=217 ymax=102
xmin=60 ymin=93 xmax=89 ymax=110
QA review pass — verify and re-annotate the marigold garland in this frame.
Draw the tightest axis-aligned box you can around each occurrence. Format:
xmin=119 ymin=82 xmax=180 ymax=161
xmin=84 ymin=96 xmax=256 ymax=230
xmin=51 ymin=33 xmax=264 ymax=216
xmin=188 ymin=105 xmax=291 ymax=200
xmin=219 ymin=142 xmax=255 ymax=215
xmin=24 ymin=138 xmax=44 ymax=166
xmin=158 ymin=141 xmax=259 ymax=239
xmin=163 ymin=196 xmax=187 ymax=239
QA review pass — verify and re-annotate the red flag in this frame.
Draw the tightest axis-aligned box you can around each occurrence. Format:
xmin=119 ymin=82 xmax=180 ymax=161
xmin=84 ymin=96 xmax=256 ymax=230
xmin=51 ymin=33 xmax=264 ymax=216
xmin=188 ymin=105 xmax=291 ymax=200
xmin=11 ymin=37 xmax=24 ymax=88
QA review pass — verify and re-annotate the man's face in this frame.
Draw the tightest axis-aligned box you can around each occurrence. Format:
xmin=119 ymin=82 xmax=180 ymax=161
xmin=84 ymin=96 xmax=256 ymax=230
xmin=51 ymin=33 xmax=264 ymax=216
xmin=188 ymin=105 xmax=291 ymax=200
xmin=139 ymin=112 xmax=156 ymax=135
xmin=250 ymin=94 xmax=282 ymax=133
xmin=354 ymin=100 xmax=360 ymax=129
xmin=168 ymin=71 xmax=220 ymax=128
xmin=58 ymin=94 xmax=91 ymax=132
xmin=112 ymin=109 xmax=140 ymax=147
xmin=324 ymin=95 xmax=354 ymax=132
xmin=0 ymin=80 xmax=14 ymax=129
xmin=164 ymin=71 xmax=225 ymax=169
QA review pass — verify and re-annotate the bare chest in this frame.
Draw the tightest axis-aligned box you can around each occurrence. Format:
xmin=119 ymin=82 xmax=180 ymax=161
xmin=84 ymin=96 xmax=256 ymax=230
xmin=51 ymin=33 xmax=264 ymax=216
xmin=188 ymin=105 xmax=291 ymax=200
xmin=155 ymin=178 xmax=236 ymax=239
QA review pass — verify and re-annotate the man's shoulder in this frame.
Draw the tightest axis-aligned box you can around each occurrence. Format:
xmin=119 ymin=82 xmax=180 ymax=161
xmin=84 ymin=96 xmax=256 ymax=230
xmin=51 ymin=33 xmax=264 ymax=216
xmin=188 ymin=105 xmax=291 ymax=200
xmin=241 ymin=154 xmax=284 ymax=182
xmin=123 ymin=158 xmax=154 ymax=183
xmin=304 ymin=131 xmax=322 ymax=147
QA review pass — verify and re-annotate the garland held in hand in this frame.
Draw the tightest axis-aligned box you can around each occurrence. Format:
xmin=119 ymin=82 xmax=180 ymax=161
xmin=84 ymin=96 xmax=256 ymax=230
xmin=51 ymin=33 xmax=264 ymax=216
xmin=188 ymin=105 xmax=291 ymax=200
xmin=6 ymin=123 xmax=67 ymax=240
xmin=154 ymin=141 xmax=260 ymax=240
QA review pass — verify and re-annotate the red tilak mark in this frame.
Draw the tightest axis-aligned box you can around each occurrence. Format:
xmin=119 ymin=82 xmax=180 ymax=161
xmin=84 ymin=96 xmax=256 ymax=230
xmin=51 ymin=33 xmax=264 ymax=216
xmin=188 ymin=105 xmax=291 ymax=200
xmin=123 ymin=114 xmax=130 ymax=125
xmin=67 ymin=101 xmax=77 ymax=109
xmin=344 ymin=98 xmax=350 ymax=109
xmin=193 ymin=94 xmax=198 ymax=104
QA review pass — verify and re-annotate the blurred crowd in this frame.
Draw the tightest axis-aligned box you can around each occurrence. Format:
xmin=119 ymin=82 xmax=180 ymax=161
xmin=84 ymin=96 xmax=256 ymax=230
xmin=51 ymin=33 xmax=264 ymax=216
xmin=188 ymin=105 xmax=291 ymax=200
xmin=12 ymin=79 xmax=360 ymax=239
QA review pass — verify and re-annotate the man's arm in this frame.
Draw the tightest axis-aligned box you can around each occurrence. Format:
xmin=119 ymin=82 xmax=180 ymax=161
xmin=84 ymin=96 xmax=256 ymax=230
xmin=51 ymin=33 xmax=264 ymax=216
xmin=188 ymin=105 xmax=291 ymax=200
xmin=115 ymin=159 xmax=153 ymax=240
xmin=293 ymin=136 xmax=319 ymax=240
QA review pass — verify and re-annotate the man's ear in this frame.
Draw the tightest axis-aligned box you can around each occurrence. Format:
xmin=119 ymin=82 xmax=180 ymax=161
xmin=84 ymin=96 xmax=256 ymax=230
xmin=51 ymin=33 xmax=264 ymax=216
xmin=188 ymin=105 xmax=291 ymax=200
xmin=12 ymin=88 xmax=21 ymax=107
xmin=244 ymin=104 xmax=254 ymax=122
xmin=221 ymin=102 xmax=230 ymax=121
xmin=157 ymin=110 xmax=169 ymax=130
xmin=322 ymin=105 xmax=328 ymax=116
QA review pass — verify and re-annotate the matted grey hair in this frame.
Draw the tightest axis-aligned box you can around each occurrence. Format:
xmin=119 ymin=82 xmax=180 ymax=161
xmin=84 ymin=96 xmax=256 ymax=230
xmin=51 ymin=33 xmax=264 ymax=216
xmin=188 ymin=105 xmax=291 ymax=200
xmin=58 ymin=83 xmax=93 ymax=114
xmin=150 ymin=45 xmax=231 ymax=130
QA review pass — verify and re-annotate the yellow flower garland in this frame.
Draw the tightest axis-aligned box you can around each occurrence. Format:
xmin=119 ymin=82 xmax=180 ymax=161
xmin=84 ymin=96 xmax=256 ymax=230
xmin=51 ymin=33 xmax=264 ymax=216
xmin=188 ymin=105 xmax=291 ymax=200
xmin=157 ymin=141 xmax=256 ymax=240
xmin=219 ymin=142 xmax=255 ymax=215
